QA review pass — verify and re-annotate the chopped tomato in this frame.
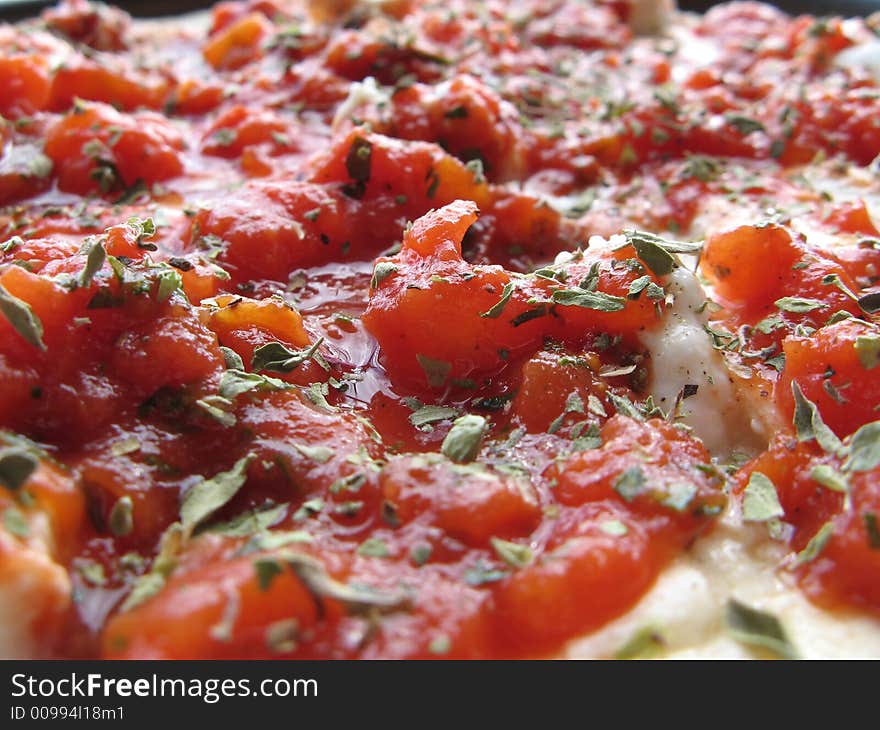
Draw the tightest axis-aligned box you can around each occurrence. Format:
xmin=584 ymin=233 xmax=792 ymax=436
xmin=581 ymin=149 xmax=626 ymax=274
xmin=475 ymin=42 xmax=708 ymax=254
xmin=735 ymin=432 xmax=880 ymax=615
xmin=44 ymin=103 xmax=183 ymax=196
xmin=778 ymin=319 xmax=880 ymax=439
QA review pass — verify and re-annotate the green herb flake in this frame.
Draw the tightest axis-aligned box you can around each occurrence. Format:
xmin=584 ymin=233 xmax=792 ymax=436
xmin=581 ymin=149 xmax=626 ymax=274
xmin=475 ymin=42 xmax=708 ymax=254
xmin=244 ymin=530 xmax=313 ymax=554
xmin=109 ymin=496 xmax=134 ymax=537
xmin=587 ymin=395 xmax=607 ymax=417
xmin=765 ymin=354 xmax=786 ymax=372
xmin=480 ymin=282 xmax=515 ymax=319
xmin=855 ymin=335 xmax=880 ymax=370
xmin=619 ymin=143 xmax=637 ymax=166
xmin=627 ymin=275 xmax=653 ymax=299
xmin=797 ymin=521 xmax=834 ymax=565
xmin=409 ymin=405 xmax=459 ymax=430
xmin=304 ymin=382 xmax=336 ymax=412
xmin=441 ymin=414 xmax=488 ymax=463
xmin=292 ymin=443 xmax=334 ymax=464
xmin=565 ymin=391 xmax=585 ymax=413
xmin=284 ymin=552 xmax=409 ymax=616
xmin=0 ymin=448 xmax=38 ymax=491
xmin=0 ymin=283 xmax=46 ymax=351
xmin=3 ymin=506 xmax=29 ymax=538
xmin=548 ymin=391 xmax=586 ymax=434
xmin=428 ymin=635 xmax=451 ymax=655
xmin=821 ymin=273 xmax=859 ymax=302
xmin=327 ymin=469 xmax=366 ymax=497
xmin=1 ymin=236 xmax=23 ymax=253
xmin=74 ymin=559 xmax=106 ymax=587
xmin=465 ymin=158 xmax=486 ymax=185
xmin=551 ymin=288 xmax=626 ymax=312
xmin=293 ymin=497 xmax=324 ymax=521
xmin=357 ymin=538 xmax=390 ymax=558
xmin=114 ymin=180 xmax=148 ymax=206
xmin=252 ymin=338 xmax=323 ymax=373
xmin=624 ymin=231 xmax=703 ymax=276
xmin=119 ymin=522 xmax=183 ymax=612
xmin=661 ymin=482 xmax=698 ymax=512
xmin=462 ymin=562 xmax=508 ymax=586
xmin=444 ymin=105 xmax=469 ymax=119
xmin=212 ymin=128 xmax=236 ymax=147
xmin=510 ymin=305 xmax=548 ymax=326
xmin=218 ymin=369 xmax=289 ymax=400
xmin=624 ymin=231 xmax=679 ymax=276
xmin=489 ymin=537 xmax=533 ymax=568
xmin=654 ymin=86 xmax=679 ymax=113
xmin=410 ymin=543 xmax=432 ymax=566
xmin=613 ymin=467 xmax=645 ymax=502
xmin=599 ymin=519 xmax=629 ymax=537
xmin=774 ymin=297 xmax=827 ymax=313
xmin=180 ymin=454 xmax=253 ymax=534
xmin=106 ymin=255 xmax=126 ymax=283
xmin=822 ymin=379 xmax=847 ymax=405
xmin=121 ymin=572 xmax=166 ymax=613
xmin=742 ymin=471 xmax=784 ymax=522
xmin=863 ymin=512 xmax=880 ymax=549
xmin=345 ymin=136 xmax=372 ymax=183
xmin=78 ymin=238 xmax=106 ymax=288
xmin=791 ymin=382 xmax=843 ymax=454
xmin=726 ymin=115 xmax=766 ymax=135
xmin=370 ymin=261 xmax=397 ymax=290
xmin=128 ymin=216 xmax=156 ymax=241
xmin=614 ymin=625 xmax=667 ymax=659
xmin=110 ymin=437 xmax=140 ymax=457
xmin=27 ymin=152 xmax=53 ymax=179
xmin=846 ymin=421 xmax=880 ymax=473
xmin=607 ymin=392 xmax=644 ymax=421
xmin=254 ymin=558 xmax=283 ymax=592
xmin=209 ymin=502 xmax=288 ymax=537
xmin=416 ymin=354 xmax=452 ymax=388
xmin=724 ymin=598 xmax=798 ymax=659
xmin=810 ymin=464 xmax=849 ymax=494
xmin=755 ymin=314 xmax=785 ymax=335
xmin=156 ymin=268 xmax=183 ymax=303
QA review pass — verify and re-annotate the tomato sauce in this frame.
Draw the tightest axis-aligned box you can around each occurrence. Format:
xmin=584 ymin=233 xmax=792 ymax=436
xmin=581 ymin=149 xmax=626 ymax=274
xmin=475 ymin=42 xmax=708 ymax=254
xmin=0 ymin=0 xmax=878 ymax=658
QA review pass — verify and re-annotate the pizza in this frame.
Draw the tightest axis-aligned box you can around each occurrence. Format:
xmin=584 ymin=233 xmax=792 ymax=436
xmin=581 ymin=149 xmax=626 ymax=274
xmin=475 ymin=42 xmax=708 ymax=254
xmin=0 ymin=0 xmax=878 ymax=660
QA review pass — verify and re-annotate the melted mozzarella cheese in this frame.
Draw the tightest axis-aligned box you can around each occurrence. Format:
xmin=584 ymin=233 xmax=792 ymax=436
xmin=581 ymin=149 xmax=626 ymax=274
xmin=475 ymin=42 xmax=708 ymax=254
xmin=835 ymin=38 xmax=880 ymax=81
xmin=566 ymin=502 xmax=880 ymax=659
xmin=639 ymin=267 xmax=765 ymax=458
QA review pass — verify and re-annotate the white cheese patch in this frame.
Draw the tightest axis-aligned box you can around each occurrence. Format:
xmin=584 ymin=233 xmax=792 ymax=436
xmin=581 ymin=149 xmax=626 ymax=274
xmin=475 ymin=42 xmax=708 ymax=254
xmin=671 ymin=514 xmax=880 ymax=659
xmin=835 ymin=39 xmax=880 ymax=82
xmin=639 ymin=267 xmax=764 ymax=457
xmin=566 ymin=502 xmax=880 ymax=659
xmin=332 ymin=76 xmax=392 ymax=132
xmin=564 ymin=558 xmax=719 ymax=658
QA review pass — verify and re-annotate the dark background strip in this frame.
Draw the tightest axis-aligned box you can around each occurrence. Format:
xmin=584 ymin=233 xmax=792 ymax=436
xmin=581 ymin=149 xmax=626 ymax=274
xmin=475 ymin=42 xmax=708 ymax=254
xmin=0 ymin=0 xmax=879 ymax=23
